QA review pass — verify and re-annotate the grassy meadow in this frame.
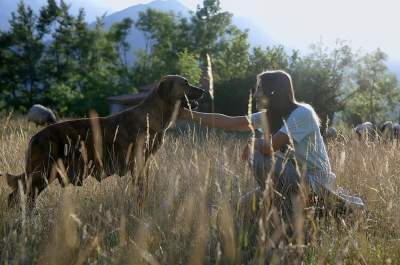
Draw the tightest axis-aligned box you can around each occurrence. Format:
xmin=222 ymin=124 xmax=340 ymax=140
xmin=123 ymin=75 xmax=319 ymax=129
xmin=0 ymin=116 xmax=400 ymax=264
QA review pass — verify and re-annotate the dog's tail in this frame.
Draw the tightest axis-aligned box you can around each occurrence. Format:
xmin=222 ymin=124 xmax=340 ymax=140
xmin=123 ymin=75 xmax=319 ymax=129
xmin=1 ymin=173 xmax=23 ymax=190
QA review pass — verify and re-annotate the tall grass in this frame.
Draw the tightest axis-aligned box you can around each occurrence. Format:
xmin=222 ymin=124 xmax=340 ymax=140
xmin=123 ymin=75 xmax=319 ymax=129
xmin=0 ymin=116 xmax=399 ymax=264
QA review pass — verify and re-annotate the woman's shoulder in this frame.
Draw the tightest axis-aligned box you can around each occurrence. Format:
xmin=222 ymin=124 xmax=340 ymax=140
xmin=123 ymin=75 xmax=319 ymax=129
xmin=290 ymin=103 xmax=313 ymax=117
xmin=290 ymin=103 xmax=320 ymax=125
xmin=295 ymin=103 xmax=314 ymax=112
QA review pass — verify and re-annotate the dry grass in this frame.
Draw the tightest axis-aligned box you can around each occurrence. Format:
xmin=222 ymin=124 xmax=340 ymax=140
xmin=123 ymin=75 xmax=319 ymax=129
xmin=0 ymin=116 xmax=400 ymax=264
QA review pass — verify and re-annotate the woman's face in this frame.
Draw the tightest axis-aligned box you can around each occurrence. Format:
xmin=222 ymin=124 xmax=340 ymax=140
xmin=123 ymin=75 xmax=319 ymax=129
xmin=254 ymin=83 xmax=269 ymax=110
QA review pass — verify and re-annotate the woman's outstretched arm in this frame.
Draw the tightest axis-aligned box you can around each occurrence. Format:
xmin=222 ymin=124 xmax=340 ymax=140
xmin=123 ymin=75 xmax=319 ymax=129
xmin=179 ymin=108 xmax=253 ymax=131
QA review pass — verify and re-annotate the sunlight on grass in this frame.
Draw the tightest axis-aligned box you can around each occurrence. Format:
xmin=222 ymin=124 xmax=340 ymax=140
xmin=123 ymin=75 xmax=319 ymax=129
xmin=0 ymin=116 xmax=399 ymax=264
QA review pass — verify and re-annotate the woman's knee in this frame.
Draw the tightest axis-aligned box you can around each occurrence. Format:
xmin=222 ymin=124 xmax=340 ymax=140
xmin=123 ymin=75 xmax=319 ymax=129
xmin=252 ymin=151 xmax=277 ymax=189
xmin=252 ymin=150 xmax=273 ymax=170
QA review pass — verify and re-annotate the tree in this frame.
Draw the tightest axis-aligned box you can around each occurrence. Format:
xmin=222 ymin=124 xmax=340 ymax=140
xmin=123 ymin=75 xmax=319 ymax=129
xmin=212 ymin=26 xmax=250 ymax=81
xmin=108 ymin=18 xmax=133 ymax=68
xmin=133 ymin=0 xmax=247 ymax=86
xmin=0 ymin=2 xmax=46 ymax=111
xmin=0 ymin=0 xmax=135 ymax=116
xmin=214 ymin=75 xmax=256 ymax=115
xmin=248 ymin=45 xmax=290 ymax=75
xmin=51 ymin=16 xmax=136 ymax=116
xmin=0 ymin=31 xmax=14 ymax=110
xmin=176 ymin=50 xmax=202 ymax=85
xmin=342 ymin=49 xmax=400 ymax=124
xmin=189 ymin=0 xmax=232 ymax=58
xmin=134 ymin=9 xmax=182 ymax=85
xmin=289 ymin=41 xmax=353 ymax=126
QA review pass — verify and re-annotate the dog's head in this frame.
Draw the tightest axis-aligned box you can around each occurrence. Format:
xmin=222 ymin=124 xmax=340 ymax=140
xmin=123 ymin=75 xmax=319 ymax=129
xmin=156 ymin=75 xmax=204 ymax=109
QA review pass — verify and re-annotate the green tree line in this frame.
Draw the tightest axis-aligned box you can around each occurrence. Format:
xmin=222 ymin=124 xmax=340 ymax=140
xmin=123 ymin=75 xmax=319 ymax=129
xmin=0 ymin=0 xmax=135 ymax=115
xmin=0 ymin=0 xmax=399 ymax=124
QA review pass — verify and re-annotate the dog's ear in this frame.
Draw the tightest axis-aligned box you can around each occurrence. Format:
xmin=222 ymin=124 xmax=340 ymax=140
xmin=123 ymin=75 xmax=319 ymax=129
xmin=157 ymin=78 xmax=173 ymax=102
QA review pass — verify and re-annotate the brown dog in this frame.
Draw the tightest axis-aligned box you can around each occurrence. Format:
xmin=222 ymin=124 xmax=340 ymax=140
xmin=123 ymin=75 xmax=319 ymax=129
xmin=2 ymin=75 xmax=204 ymax=208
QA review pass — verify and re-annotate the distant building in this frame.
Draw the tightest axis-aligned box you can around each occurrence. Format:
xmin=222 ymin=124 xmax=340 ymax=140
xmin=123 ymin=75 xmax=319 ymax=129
xmin=107 ymin=83 xmax=156 ymax=114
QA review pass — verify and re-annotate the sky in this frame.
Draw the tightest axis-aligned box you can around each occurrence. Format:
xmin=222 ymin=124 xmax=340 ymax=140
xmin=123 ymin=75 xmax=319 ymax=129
xmin=1 ymin=0 xmax=400 ymax=61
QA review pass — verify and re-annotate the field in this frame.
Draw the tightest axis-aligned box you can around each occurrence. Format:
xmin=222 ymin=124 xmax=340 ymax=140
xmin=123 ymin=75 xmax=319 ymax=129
xmin=1 ymin=116 xmax=400 ymax=265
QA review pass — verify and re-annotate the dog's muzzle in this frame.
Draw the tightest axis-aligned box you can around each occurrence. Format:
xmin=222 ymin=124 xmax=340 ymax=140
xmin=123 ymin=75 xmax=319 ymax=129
xmin=182 ymin=85 xmax=205 ymax=110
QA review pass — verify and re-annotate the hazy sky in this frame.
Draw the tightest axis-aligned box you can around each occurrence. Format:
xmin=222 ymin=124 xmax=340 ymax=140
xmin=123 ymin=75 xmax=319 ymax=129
xmin=61 ymin=0 xmax=400 ymax=61
xmin=2 ymin=0 xmax=400 ymax=60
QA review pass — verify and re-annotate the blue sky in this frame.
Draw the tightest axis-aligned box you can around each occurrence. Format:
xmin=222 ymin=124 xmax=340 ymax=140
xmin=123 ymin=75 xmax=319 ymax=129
xmin=1 ymin=0 xmax=400 ymax=61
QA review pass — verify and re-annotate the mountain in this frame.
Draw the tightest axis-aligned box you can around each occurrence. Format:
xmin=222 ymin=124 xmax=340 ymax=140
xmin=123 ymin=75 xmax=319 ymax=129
xmin=99 ymin=0 xmax=189 ymax=64
xmin=99 ymin=0 xmax=274 ymax=63
xmin=103 ymin=0 xmax=190 ymax=27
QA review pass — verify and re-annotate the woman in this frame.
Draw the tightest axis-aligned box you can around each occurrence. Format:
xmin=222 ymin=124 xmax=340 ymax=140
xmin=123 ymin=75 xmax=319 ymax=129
xmin=179 ymin=70 xmax=363 ymax=218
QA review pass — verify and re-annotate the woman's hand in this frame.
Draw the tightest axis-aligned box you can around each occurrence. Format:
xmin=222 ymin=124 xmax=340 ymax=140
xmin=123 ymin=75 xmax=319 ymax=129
xmin=242 ymin=138 xmax=267 ymax=162
xmin=241 ymin=143 xmax=251 ymax=162
xmin=242 ymin=138 xmax=256 ymax=162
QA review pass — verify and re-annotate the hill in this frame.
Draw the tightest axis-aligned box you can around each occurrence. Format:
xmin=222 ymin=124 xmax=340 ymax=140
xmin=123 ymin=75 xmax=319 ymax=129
xmin=99 ymin=0 xmax=274 ymax=63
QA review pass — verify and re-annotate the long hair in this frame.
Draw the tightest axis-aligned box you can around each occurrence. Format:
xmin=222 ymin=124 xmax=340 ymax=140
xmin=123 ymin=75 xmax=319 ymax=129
xmin=256 ymin=70 xmax=298 ymax=134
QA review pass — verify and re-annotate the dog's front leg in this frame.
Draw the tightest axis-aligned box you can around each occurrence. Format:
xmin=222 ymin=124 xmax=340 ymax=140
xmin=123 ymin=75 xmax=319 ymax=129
xmin=132 ymin=134 xmax=148 ymax=208
xmin=132 ymin=134 xmax=146 ymax=180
